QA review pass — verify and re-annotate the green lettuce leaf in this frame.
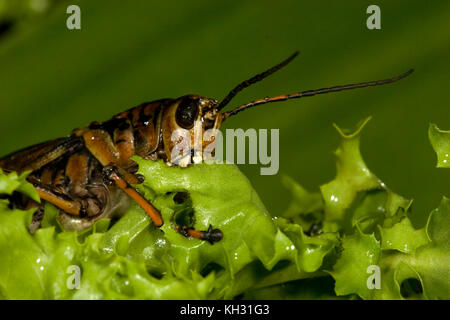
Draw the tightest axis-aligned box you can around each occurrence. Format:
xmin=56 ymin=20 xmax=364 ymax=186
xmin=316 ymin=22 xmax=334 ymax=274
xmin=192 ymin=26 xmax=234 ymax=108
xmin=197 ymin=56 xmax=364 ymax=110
xmin=0 ymin=202 xmax=216 ymax=299
xmin=429 ymin=123 xmax=450 ymax=168
xmin=325 ymin=121 xmax=450 ymax=300
xmin=281 ymin=118 xmax=449 ymax=300
xmin=131 ymin=159 xmax=338 ymax=298
xmin=0 ymin=169 xmax=39 ymax=202
xmin=328 ymin=229 xmax=381 ymax=299
xmin=320 ymin=117 xmax=382 ymax=226
xmin=0 ymin=118 xmax=448 ymax=300
xmin=0 ymin=160 xmax=332 ymax=299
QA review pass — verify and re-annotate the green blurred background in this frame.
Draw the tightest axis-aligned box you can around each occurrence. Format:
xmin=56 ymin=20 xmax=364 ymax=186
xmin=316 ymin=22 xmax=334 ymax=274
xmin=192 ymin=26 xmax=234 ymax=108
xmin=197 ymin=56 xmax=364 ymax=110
xmin=0 ymin=0 xmax=449 ymax=226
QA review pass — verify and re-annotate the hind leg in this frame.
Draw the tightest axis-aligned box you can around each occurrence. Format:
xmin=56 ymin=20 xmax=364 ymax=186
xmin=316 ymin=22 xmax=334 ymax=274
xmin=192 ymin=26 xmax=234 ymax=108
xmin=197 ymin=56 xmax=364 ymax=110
xmin=7 ymin=191 xmax=45 ymax=234
xmin=28 ymin=204 xmax=44 ymax=234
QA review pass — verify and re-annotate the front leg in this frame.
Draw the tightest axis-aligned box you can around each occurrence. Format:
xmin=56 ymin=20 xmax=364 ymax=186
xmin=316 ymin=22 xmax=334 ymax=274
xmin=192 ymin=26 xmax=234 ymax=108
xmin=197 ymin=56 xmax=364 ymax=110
xmin=176 ymin=224 xmax=223 ymax=244
xmin=172 ymin=192 xmax=223 ymax=244
xmin=105 ymin=166 xmax=224 ymax=244
xmin=102 ymin=165 xmax=163 ymax=227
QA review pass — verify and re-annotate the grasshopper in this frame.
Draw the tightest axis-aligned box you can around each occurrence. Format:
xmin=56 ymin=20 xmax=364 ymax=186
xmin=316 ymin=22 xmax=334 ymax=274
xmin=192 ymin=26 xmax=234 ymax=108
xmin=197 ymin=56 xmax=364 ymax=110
xmin=0 ymin=52 xmax=413 ymax=243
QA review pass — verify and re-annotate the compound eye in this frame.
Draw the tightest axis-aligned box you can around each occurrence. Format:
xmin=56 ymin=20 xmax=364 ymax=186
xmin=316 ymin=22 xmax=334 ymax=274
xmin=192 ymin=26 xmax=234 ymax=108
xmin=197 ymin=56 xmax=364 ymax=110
xmin=175 ymin=98 xmax=199 ymax=129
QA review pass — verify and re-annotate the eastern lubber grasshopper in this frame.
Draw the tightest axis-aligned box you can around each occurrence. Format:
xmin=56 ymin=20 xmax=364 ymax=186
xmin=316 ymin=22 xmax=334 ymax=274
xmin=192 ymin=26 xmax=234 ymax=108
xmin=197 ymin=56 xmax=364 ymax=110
xmin=0 ymin=52 xmax=413 ymax=243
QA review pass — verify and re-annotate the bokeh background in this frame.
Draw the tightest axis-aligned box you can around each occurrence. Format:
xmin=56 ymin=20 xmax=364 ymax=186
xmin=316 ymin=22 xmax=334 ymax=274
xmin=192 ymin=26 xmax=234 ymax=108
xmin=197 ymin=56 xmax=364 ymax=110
xmin=0 ymin=0 xmax=449 ymax=226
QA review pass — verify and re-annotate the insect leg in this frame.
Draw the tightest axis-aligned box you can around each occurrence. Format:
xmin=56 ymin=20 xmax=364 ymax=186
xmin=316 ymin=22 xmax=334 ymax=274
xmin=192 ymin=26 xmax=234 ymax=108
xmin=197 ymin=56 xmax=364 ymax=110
xmin=65 ymin=152 xmax=110 ymax=217
xmin=7 ymin=190 xmax=45 ymax=234
xmin=103 ymin=165 xmax=163 ymax=227
xmin=65 ymin=152 xmax=90 ymax=197
xmin=171 ymin=192 xmax=223 ymax=244
xmin=82 ymin=128 xmax=143 ymax=185
xmin=28 ymin=205 xmax=45 ymax=234
xmin=82 ymin=129 xmax=161 ymax=224
xmin=32 ymin=182 xmax=82 ymax=215
xmin=176 ymin=224 xmax=223 ymax=244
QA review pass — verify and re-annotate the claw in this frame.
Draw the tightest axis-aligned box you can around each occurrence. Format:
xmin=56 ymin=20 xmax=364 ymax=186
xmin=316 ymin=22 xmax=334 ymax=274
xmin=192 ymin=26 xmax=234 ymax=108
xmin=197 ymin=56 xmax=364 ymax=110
xmin=175 ymin=224 xmax=223 ymax=244
xmin=203 ymin=224 xmax=223 ymax=244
